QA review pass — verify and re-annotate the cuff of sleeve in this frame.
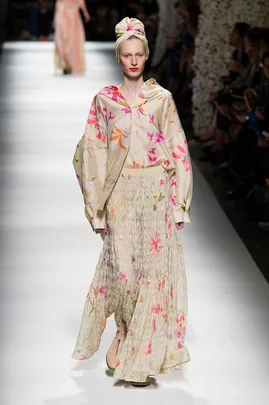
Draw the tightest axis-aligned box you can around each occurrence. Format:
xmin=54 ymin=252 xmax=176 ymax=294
xmin=173 ymin=209 xmax=192 ymax=224
xmin=91 ymin=214 xmax=107 ymax=231
xmin=85 ymin=206 xmax=107 ymax=231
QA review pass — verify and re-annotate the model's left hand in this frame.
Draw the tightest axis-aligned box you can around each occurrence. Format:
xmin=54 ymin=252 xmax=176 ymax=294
xmin=176 ymin=222 xmax=184 ymax=230
xmin=84 ymin=12 xmax=91 ymax=23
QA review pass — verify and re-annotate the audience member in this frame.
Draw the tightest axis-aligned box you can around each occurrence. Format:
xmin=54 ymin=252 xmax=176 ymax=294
xmin=197 ymin=26 xmax=269 ymax=232
xmin=8 ymin=0 xmax=39 ymax=40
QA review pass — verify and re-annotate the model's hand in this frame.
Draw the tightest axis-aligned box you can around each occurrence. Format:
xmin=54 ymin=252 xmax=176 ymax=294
xmin=84 ymin=12 xmax=91 ymax=23
xmin=175 ymin=222 xmax=184 ymax=230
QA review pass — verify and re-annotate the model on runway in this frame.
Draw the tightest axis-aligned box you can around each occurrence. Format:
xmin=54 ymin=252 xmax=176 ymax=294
xmin=72 ymin=17 xmax=193 ymax=387
xmin=53 ymin=0 xmax=90 ymax=75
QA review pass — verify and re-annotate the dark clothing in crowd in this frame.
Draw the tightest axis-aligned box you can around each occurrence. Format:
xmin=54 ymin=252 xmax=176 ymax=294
xmin=8 ymin=0 xmax=39 ymax=38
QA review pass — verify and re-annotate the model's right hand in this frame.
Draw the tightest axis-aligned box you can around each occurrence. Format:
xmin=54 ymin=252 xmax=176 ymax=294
xmin=84 ymin=12 xmax=91 ymax=23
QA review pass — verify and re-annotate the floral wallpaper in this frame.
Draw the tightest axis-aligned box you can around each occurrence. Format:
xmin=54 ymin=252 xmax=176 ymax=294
xmin=192 ymin=0 xmax=269 ymax=135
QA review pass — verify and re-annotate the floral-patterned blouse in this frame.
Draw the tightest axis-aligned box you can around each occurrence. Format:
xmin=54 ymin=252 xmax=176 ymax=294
xmin=73 ymin=78 xmax=193 ymax=230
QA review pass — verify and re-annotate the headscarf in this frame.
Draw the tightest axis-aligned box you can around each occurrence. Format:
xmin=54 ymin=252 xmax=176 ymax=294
xmin=114 ymin=17 xmax=150 ymax=61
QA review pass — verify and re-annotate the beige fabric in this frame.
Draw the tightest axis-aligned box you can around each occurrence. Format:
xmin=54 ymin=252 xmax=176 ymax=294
xmin=114 ymin=17 xmax=150 ymax=61
xmin=72 ymin=166 xmax=190 ymax=382
xmin=73 ymin=78 xmax=193 ymax=230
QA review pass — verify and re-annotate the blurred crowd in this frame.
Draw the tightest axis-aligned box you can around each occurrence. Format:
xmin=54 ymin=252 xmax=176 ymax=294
xmin=6 ymin=0 xmax=159 ymax=41
xmin=194 ymin=24 xmax=269 ymax=232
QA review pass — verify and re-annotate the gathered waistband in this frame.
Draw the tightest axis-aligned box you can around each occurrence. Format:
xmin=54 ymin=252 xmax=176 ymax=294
xmin=121 ymin=165 xmax=165 ymax=177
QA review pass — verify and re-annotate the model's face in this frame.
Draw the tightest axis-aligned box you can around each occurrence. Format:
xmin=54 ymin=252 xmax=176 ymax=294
xmin=229 ymin=28 xmax=240 ymax=46
xmin=119 ymin=38 xmax=147 ymax=79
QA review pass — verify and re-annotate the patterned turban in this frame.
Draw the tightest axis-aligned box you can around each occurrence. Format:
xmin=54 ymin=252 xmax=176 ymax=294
xmin=114 ymin=17 xmax=150 ymax=61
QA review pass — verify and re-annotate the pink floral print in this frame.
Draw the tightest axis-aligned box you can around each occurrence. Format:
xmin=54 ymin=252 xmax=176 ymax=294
xmin=120 ymin=272 xmax=127 ymax=282
xmin=150 ymin=232 xmax=163 ymax=254
xmin=155 ymin=131 xmax=164 ymax=144
xmin=99 ymin=285 xmax=107 ymax=297
xmin=87 ymin=100 xmax=106 ymax=144
xmin=149 ymin=113 xmax=154 ymax=123
xmin=148 ymin=155 xmax=158 ymax=163
xmin=100 ymin=86 xmax=127 ymax=104
xmin=158 ymin=279 xmax=165 ymax=291
xmin=136 ymin=104 xmax=144 ymax=119
xmin=144 ymin=342 xmax=152 ymax=355
xmin=172 ymin=140 xmax=192 ymax=172
xmin=152 ymin=304 xmax=163 ymax=315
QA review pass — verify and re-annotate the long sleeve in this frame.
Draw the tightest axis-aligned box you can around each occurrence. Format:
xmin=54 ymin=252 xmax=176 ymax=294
xmin=73 ymin=96 xmax=108 ymax=231
xmin=163 ymin=93 xmax=193 ymax=223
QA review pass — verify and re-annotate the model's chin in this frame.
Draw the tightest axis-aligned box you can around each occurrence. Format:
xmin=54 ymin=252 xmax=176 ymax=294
xmin=128 ymin=70 xmax=141 ymax=75
xmin=124 ymin=69 xmax=144 ymax=79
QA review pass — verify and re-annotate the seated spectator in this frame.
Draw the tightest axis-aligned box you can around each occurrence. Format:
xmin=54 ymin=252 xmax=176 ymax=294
xmin=258 ymin=28 xmax=269 ymax=59
xmin=39 ymin=0 xmax=53 ymax=40
xmin=198 ymin=26 xmax=263 ymax=155
xmin=197 ymin=23 xmax=253 ymax=142
xmin=87 ymin=3 xmax=114 ymax=41
xmin=222 ymin=22 xmax=250 ymax=84
xmin=254 ymin=51 xmax=269 ymax=132
xmin=8 ymin=0 xmax=39 ymax=40
xmin=208 ymin=44 xmax=269 ymax=231
xmin=150 ymin=1 xmax=200 ymax=104
xmin=124 ymin=0 xmax=158 ymax=20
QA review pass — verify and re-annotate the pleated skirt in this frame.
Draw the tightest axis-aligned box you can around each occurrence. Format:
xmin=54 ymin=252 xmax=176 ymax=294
xmin=72 ymin=166 xmax=190 ymax=382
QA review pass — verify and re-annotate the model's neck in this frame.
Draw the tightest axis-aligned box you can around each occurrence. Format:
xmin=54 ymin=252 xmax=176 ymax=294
xmin=120 ymin=75 xmax=144 ymax=92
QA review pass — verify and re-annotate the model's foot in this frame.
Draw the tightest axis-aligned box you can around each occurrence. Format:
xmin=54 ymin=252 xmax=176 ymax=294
xmin=130 ymin=379 xmax=150 ymax=387
xmin=63 ymin=68 xmax=72 ymax=75
xmin=106 ymin=331 xmax=125 ymax=371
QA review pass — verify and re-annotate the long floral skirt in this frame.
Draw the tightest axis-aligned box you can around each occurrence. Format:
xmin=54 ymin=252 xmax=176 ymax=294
xmin=72 ymin=166 xmax=190 ymax=382
xmin=54 ymin=5 xmax=85 ymax=74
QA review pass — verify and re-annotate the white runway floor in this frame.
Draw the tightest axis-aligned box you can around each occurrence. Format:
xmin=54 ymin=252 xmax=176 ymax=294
xmin=1 ymin=42 xmax=269 ymax=405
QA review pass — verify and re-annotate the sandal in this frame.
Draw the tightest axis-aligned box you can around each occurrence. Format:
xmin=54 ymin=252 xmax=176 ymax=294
xmin=130 ymin=380 xmax=150 ymax=387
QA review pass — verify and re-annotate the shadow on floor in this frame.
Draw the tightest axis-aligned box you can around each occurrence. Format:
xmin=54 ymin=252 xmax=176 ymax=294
xmin=182 ymin=114 xmax=269 ymax=283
